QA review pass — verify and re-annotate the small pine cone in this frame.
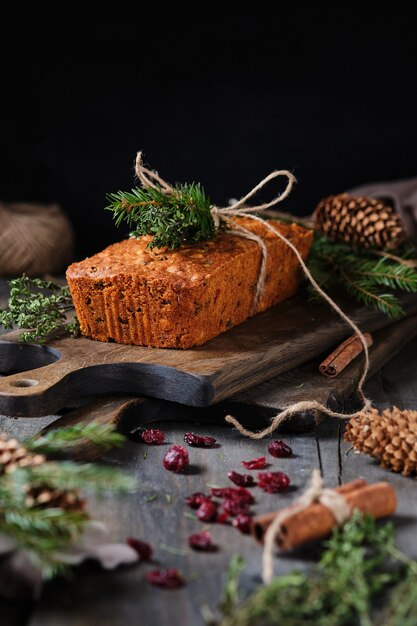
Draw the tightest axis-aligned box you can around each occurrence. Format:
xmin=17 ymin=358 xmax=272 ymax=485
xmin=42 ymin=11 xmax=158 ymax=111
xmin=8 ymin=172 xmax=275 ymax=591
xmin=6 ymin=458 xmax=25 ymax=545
xmin=314 ymin=193 xmax=406 ymax=250
xmin=0 ymin=433 xmax=45 ymax=474
xmin=0 ymin=432 xmax=86 ymax=514
xmin=25 ymin=483 xmax=86 ymax=512
xmin=345 ymin=406 xmax=417 ymax=475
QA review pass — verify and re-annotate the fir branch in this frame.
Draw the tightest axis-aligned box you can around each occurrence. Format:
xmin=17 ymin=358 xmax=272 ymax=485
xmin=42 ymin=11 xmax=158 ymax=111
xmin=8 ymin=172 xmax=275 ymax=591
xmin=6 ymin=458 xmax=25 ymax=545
xmin=0 ymin=275 xmax=79 ymax=344
xmin=0 ymin=506 xmax=88 ymax=577
xmin=0 ymin=463 xmax=134 ymax=578
xmin=353 ymin=260 xmax=417 ymax=291
xmin=340 ymin=268 xmax=406 ymax=318
xmin=307 ymin=235 xmax=417 ymax=318
xmin=25 ymin=422 xmax=125 ymax=455
xmin=21 ymin=462 xmax=136 ymax=495
xmin=106 ymin=182 xmax=216 ymax=250
xmin=0 ymin=424 xmax=136 ymax=579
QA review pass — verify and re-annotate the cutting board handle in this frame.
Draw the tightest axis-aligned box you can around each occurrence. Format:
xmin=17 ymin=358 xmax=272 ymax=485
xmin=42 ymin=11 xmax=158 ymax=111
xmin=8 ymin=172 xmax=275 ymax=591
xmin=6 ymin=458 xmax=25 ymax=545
xmin=0 ymin=354 xmax=86 ymax=416
xmin=0 ymin=346 xmax=213 ymax=416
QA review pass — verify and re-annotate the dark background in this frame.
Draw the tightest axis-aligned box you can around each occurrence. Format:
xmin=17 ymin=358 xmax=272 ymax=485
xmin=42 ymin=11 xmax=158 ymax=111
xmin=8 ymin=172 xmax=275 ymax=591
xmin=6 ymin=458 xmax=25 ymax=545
xmin=1 ymin=8 xmax=416 ymax=259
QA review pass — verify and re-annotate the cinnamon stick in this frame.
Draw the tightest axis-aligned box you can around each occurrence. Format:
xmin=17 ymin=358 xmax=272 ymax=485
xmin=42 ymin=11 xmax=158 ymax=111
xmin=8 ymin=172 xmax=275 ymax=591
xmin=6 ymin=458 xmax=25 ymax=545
xmin=252 ymin=481 xmax=396 ymax=550
xmin=319 ymin=332 xmax=373 ymax=377
xmin=252 ymin=478 xmax=367 ymax=542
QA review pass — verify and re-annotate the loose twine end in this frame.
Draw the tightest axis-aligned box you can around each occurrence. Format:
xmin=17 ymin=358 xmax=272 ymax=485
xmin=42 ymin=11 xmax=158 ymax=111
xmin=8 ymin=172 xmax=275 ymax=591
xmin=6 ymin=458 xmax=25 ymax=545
xmin=134 ymin=151 xmax=373 ymax=438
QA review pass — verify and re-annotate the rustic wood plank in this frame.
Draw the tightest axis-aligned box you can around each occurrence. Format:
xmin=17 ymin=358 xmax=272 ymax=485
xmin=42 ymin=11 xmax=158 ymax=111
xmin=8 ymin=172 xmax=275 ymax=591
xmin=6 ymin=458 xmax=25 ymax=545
xmin=1 ymin=291 xmax=417 ymax=416
xmin=28 ymin=337 xmax=417 ymax=626
xmin=29 ymin=422 xmax=322 ymax=626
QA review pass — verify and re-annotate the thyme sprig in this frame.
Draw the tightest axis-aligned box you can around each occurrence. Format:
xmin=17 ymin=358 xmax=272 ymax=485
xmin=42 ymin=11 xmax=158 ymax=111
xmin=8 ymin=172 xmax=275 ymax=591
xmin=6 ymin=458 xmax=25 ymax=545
xmin=219 ymin=513 xmax=416 ymax=626
xmin=0 ymin=275 xmax=79 ymax=344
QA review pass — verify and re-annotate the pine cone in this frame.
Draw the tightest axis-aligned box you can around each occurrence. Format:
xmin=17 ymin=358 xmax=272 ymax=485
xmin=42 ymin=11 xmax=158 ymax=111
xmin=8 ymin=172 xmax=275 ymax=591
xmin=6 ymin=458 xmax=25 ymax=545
xmin=0 ymin=432 xmax=85 ymax=512
xmin=314 ymin=193 xmax=406 ymax=250
xmin=25 ymin=484 xmax=86 ymax=512
xmin=344 ymin=406 xmax=417 ymax=475
xmin=0 ymin=433 xmax=45 ymax=474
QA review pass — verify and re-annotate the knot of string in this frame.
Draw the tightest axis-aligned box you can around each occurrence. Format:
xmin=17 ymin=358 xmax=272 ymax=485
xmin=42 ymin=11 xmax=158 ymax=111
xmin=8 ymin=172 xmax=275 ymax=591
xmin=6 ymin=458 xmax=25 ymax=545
xmin=262 ymin=469 xmax=351 ymax=583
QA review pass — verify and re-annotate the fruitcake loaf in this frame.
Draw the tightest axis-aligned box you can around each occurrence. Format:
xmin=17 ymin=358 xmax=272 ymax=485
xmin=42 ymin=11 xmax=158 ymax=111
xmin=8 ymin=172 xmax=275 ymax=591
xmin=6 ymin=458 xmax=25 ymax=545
xmin=66 ymin=218 xmax=313 ymax=348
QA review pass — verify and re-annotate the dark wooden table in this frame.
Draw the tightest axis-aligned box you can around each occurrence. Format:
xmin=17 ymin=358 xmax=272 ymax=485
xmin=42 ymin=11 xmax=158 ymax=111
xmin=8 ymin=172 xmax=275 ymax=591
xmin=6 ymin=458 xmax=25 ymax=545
xmin=1 ymin=283 xmax=417 ymax=626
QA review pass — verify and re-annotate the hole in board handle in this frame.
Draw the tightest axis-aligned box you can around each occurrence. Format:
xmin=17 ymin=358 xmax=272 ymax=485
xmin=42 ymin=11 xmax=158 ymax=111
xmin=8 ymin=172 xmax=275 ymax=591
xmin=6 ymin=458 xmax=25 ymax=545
xmin=10 ymin=378 xmax=39 ymax=388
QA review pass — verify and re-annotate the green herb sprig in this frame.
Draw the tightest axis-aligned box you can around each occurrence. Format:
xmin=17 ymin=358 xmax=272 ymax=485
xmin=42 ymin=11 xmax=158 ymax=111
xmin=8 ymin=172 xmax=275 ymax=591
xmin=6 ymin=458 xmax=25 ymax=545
xmin=0 ymin=275 xmax=79 ymax=344
xmin=106 ymin=182 xmax=215 ymax=250
xmin=307 ymin=234 xmax=417 ymax=317
xmin=0 ymin=423 xmax=135 ymax=578
xmin=25 ymin=422 xmax=125 ymax=455
xmin=218 ymin=513 xmax=417 ymax=626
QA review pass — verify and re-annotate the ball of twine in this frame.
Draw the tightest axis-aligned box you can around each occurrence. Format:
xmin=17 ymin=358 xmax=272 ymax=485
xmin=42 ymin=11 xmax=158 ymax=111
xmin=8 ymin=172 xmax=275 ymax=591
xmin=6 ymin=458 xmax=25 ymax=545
xmin=0 ymin=202 xmax=74 ymax=277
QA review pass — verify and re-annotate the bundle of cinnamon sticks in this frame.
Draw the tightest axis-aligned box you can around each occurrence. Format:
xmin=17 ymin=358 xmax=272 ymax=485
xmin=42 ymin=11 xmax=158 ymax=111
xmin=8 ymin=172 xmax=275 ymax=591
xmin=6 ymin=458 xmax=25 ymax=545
xmin=252 ymin=479 xmax=396 ymax=550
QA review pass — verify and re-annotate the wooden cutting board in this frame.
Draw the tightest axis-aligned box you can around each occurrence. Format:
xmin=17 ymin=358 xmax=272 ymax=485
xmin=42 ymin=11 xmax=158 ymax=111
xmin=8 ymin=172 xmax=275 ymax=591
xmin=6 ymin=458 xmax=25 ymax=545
xmin=3 ymin=313 xmax=414 ymax=461
xmin=1 ymin=293 xmax=417 ymax=416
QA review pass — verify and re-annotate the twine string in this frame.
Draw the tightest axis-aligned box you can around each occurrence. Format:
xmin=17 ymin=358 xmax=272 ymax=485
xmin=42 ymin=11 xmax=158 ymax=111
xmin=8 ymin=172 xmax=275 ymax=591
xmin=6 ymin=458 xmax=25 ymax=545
xmin=262 ymin=469 xmax=351 ymax=583
xmin=134 ymin=152 xmax=372 ymax=435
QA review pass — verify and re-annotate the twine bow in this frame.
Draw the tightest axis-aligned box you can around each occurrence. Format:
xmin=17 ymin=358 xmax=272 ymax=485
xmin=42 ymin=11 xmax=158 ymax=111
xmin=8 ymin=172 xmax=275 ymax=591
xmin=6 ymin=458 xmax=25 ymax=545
xmin=136 ymin=151 xmax=295 ymax=312
xmin=262 ymin=469 xmax=351 ymax=583
xmin=134 ymin=152 xmax=372 ymax=436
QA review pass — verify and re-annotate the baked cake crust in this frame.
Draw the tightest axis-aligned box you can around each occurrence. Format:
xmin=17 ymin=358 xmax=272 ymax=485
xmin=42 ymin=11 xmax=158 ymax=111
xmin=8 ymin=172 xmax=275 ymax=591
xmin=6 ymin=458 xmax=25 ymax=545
xmin=66 ymin=218 xmax=313 ymax=348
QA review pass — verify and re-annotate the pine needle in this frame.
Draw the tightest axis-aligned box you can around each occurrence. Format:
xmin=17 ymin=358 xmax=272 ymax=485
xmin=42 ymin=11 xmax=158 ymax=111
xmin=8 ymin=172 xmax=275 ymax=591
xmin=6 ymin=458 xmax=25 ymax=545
xmin=25 ymin=422 xmax=125 ymax=454
xmin=21 ymin=461 xmax=136 ymax=495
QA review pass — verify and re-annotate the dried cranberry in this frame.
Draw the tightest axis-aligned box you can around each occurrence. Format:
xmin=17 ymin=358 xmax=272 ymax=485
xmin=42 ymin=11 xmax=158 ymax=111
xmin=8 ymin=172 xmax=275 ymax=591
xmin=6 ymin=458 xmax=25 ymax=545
xmin=188 ymin=531 xmax=216 ymax=551
xmin=146 ymin=568 xmax=184 ymax=589
xmin=185 ymin=492 xmax=209 ymax=509
xmin=196 ymin=499 xmax=218 ymax=522
xmin=183 ymin=432 xmax=217 ymax=448
xmin=228 ymin=470 xmax=256 ymax=487
xmin=215 ymin=511 xmax=230 ymax=524
xmin=126 ymin=537 xmax=153 ymax=561
xmin=210 ymin=487 xmax=254 ymax=505
xmin=140 ymin=429 xmax=166 ymax=445
xmin=232 ymin=514 xmax=253 ymax=534
xmin=163 ymin=445 xmax=189 ymax=472
xmin=230 ymin=487 xmax=254 ymax=505
xmin=268 ymin=440 xmax=292 ymax=458
xmin=222 ymin=498 xmax=250 ymax=517
xmin=257 ymin=471 xmax=290 ymax=493
xmin=241 ymin=456 xmax=266 ymax=470
xmin=210 ymin=487 xmax=231 ymax=498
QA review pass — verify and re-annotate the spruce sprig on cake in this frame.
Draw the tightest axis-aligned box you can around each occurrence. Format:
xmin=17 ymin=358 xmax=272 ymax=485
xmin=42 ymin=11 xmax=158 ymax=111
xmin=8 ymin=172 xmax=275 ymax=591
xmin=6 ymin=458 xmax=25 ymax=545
xmin=106 ymin=182 xmax=216 ymax=250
